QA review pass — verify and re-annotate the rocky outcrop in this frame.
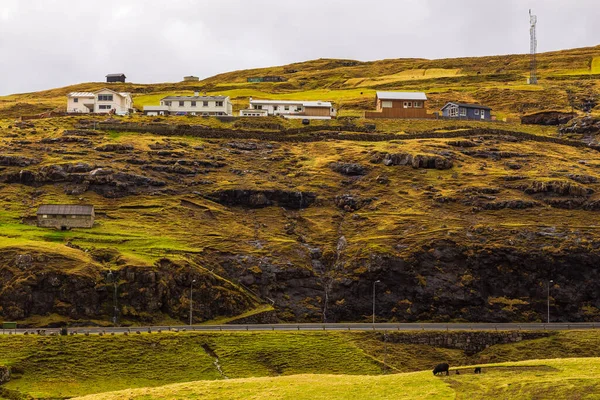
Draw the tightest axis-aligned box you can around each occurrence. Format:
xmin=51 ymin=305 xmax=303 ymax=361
xmin=568 ymin=174 xmax=598 ymax=184
xmin=329 ymin=162 xmax=369 ymax=176
xmin=334 ymin=194 xmax=374 ymax=211
xmin=481 ymin=200 xmax=539 ymax=210
xmin=95 ymin=144 xmax=134 ymax=152
xmin=523 ymin=180 xmax=593 ymax=197
xmin=447 ymin=140 xmax=478 ymax=148
xmin=380 ymin=331 xmax=552 ymax=355
xmin=559 ymin=116 xmax=600 ymax=134
xmin=521 ymin=111 xmax=576 ymax=126
xmin=0 ymin=366 xmax=9 ymax=384
xmin=207 ymin=189 xmax=316 ymax=209
xmin=0 ymin=156 xmax=38 ymax=167
xmin=0 ymin=165 xmax=165 ymax=198
xmin=383 ymin=153 xmax=453 ymax=170
xmin=0 ymin=253 xmax=258 ymax=325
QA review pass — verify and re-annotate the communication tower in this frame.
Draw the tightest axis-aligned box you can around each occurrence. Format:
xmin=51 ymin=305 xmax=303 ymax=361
xmin=529 ymin=9 xmax=538 ymax=84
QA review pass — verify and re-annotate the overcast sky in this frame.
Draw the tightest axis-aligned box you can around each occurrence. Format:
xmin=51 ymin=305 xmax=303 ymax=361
xmin=0 ymin=0 xmax=598 ymax=95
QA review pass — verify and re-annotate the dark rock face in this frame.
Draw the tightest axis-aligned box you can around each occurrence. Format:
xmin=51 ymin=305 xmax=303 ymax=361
xmin=521 ymin=111 xmax=576 ymax=126
xmin=218 ymin=240 xmax=600 ymax=323
xmin=568 ymin=174 xmax=598 ymax=184
xmin=383 ymin=153 xmax=453 ymax=170
xmin=329 ymin=162 xmax=369 ymax=176
xmin=559 ymin=116 xmax=600 ymax=134
xmin=447 ymin=140 xmax=478 ymax=148
xmin=0 ymin=255 xmax=256 ymax=325
xmin=208 ymin=189 xmax=316 ymax=209
xmin=0 ymin=155 xmax=38 ymax=167
xmin=0 ymin=165 xmax=165 ymax=198
xmin=381 ymin=331 xmax=551 ymax=355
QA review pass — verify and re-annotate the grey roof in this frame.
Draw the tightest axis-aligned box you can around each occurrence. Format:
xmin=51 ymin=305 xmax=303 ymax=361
xmin=161 ymin=95 xmax=228 ymax=101
xmin=106 ymin=73 xmax=126 ymax=77
xmin=376 ymin=91 xmax=428 ymax=101
xmin=441 ymin=102 xmax=492 ymax=111
xmin=37 ymin=204 xmax=94 ymax=215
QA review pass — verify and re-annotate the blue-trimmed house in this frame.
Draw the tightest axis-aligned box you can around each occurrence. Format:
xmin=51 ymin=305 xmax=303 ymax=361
xmin=441 ymin=102 xmax=492 ymax=120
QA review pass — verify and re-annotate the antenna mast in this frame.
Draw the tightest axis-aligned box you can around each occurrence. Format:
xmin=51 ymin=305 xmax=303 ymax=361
xmin=529 ymin=9 xmax=538 ymax=84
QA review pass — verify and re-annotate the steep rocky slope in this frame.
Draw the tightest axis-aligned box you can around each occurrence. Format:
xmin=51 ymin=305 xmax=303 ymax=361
xmin=0 ymin=114 xmax=600 ymax=326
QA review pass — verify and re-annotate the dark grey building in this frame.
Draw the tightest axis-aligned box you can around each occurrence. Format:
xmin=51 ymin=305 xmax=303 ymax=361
xmin=441 ymin=102 xmax=492 ymax=120
xmin=106 ymin=73 xmax=126 ymax=83
xmin=37 ymin=205 xmax=95 ymax=229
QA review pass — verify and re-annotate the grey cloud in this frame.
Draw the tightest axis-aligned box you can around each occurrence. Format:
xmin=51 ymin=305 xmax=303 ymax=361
xmin=0 ymin=0 xmax=598 ymax=95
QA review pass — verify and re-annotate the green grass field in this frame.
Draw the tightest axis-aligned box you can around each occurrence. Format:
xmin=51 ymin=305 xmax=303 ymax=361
xmin=1 ymin=330 xmax=600 ymax=399
xmin=73 ymin=357 xmax=600 ymax=400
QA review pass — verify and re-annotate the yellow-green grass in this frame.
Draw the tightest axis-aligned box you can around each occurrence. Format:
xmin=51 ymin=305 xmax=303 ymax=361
xmin=2 ymin=330 xmax=600 ymax=399
xmin=0 ymin=332 xmax=383 ymax=398
xmin=73 ymin=357 xmax=600 ymax=400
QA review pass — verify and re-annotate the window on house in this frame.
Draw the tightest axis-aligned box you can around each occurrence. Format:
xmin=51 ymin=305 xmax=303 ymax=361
xmin=382 ymin=101 xmax=393 ymax=108
xmin=179 ymin=101 xmax=184 ymax=107
xmin=203 ymin=101 xmax=209 ymax=107
xmin=460 ymin=108 xmax=467 ymax=116
xmin=98 ymin=94 xmax=113 ymax=101
xmin=99 ymin=105 xmax=112 ymax=110
xmin=403 ymin=102 xmax=412 ymax=108
xmin=73 ymin=98 xmax=78 ymax=103
xmin=284 ymin=106 xmax=289 ymax=111
xmin=255 ymin=105 xmax=262 ymax=110
xmin=413 ymin=101 xmax=422 ymax=108
xmin=474 ymin=109 xmax=480 ymax=115
xmin=449 ymin=107 xmax=458 ymax=117
xmin=216 ymin=101 xmax=223 ymax=107
xmin=191 ymin=101 xmax=196 ymax=107
xmin=42 ymin=215 xmax=48 ymax=219
xmin=481 ymin=110 xmax=485 ymax=117
xmin=296 ymin=107 xmax=302 ymax=112
xmin=165 ymin=101 xmax=171 ymax=106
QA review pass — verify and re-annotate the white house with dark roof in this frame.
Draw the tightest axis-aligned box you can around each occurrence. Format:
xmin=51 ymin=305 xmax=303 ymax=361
xmin=240 ymin=98 xmax=336 ymax=119
xmin=143 ymin=92 xmax=233 ymax=116
xmin=67 ymin=89 xmax=133 ymax=115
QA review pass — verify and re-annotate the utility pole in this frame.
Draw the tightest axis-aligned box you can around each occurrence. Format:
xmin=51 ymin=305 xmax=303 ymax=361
xmin=372 ymin=280 xmax=380 ymax=324
xmin=189 ymin=279 xmax=196 ymax=326
xmin=529 ymin=9 xmax=538 ymax=84
xmin=547 ymin=280 xmax=553 ymax=324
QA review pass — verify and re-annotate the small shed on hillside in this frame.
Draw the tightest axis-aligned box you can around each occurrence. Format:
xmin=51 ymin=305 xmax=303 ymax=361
xmin=441 ymin=102 xmax=492 ymax=120
xmin=37 ymin=205 xmax=95 ymax=229
xmin=106 ymin=73 xmax=126 ymax=83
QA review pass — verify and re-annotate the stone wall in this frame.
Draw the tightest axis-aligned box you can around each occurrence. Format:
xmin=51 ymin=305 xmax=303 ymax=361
xmin=378 ymin=331 xmax=553 ymax=355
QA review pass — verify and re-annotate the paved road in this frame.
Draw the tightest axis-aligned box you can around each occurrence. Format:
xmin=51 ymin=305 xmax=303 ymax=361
xmin=2 ymin=322 xmax=598 ymax=335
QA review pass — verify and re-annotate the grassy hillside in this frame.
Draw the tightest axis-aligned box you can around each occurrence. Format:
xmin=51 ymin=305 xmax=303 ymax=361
xmin=74 ymin=357 xmax=600 ymax=400
xmin=1 ymin=45 xmax=599 ymax=119
xmin=0 ymin=330 xmax=599 ymax=399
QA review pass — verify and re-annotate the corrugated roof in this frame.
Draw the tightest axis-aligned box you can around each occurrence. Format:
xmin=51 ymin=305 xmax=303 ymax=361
xmin=37 ymin=205 xmax=94 ymax=215
xmin=250 ymin=99 xmax=332 ymax=107
xmin=376 ymin=91 xmax=428 ymax=101
xmin=442 ymin=102 xmax=492 ymax=111
xmin=161 ymin=95 xmax=228 ymax=101
xmin=68 ymin=92 xmax=95 ymax=97
xmin=303 ymin=101 xmax=332 ymax=108
xmin=106 ymin=73 xmax=126 ymax=77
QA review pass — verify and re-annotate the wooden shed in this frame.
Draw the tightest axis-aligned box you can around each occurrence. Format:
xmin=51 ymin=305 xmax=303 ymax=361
xmin=365 ymin=91 xmax=432 ymax=119
xmin=106 ymin=73 xmax=126 ymax=83
xmin=36 ymin=205 xmax=95 ymax=229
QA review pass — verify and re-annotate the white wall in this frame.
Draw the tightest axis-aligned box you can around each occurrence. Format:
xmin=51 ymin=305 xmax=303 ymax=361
xmin=94 ymin=89 xmax=132 ymax=114
xmin=66 ymin=96 xmax=94 ymax=113
xmin=160 ymin=98 xmax=233 ymax=115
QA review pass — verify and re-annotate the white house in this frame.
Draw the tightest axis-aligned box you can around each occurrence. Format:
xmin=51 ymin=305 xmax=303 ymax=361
xmin=143 ymin=93 xmax=233 ymax=116
xmin=240 ymin=98 xmax=336 ymax=119
xmin=67 ymin=88 xmax=133 ymax=115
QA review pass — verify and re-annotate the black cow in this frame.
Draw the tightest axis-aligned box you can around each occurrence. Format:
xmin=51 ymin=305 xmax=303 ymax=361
xmin=433 ymin=363 xmax=450 ymax=376
xmin=474 ymin=367 xmax=482 ymax=374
